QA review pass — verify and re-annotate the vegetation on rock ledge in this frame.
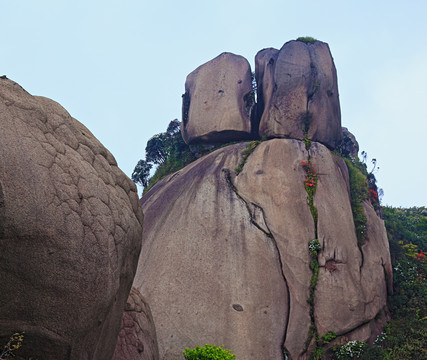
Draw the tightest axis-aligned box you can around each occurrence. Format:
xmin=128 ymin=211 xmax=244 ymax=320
xmin=296 ymin=36 xmax=317 ymax=43
xmin=132 ymin=119 xmax=196 ymax=193
xmin=235 ymin=140 xmax=261 ymax=175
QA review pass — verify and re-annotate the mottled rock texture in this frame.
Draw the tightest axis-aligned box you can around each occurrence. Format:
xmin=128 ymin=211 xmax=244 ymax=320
xmin=113 ymin=287 xmax=159 ymax=360
xmin=0 ymin=78 xmax=143 ymax=360
xmin=257 ymin=40 xmax=342 ymax=149
xmin=134 ymin=139 xmax=392 ymax=360
xmin=181 ymin=52 xmax=254 ymax=144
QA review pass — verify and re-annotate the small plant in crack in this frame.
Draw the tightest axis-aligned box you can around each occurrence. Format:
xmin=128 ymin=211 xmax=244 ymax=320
xmin=235 ymin=140 xmax=261 ymax=175
xmin=302 ymin=136 xmax=312 ymax=151
xmin=308 ymin=239 xmax=321 ymax=257
xmin=301 ymin=160 xmax=318 ymax=227
xmin=301 ymin=161 xmax=323 ymax=357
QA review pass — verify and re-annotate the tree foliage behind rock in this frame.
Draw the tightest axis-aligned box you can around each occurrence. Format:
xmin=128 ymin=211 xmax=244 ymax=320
xmin=132 ymin=119 xmax=196 ymax=193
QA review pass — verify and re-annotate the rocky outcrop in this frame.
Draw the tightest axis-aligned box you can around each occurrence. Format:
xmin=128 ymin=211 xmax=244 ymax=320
xmin=113 ymin=287 xmax=159 ymax=360
xmin=0 ymin=78 xmax=143 ymax=360
xmin=338 ymin=127 xmax=359 ymax=158
xmin=181 ymin=52 xmax=254 ymax=144
xmin=256 ymin=40 xmax=342 ymax=148
xmin=133 ymin=139 xmax=392 ymax=360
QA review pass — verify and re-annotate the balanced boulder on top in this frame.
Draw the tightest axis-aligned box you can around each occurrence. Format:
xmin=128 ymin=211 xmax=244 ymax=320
xmin=256 ymin=39 xmax=342 ymax=148
xmin=181 ymin=52 xmax=254 ymax=144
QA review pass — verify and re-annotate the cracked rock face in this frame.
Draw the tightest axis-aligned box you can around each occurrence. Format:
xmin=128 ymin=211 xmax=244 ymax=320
xmin=257 ymin=40 xmax=342 ymax=149
xmin=134 ymin=139 xmax=392 ymax=360
xmin=113 ymin=287 xmax=159 ymax=360
xmin=181 ymin=52 xmax=253 ymax=145
xmin=0 ymin=78 xmax=143 ymax=360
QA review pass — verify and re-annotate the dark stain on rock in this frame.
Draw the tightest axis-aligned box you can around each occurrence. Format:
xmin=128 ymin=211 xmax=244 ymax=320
xmin=232 ymin=304 xmax=244 ymax=312
xmin=325 ymin=260 xmax=337 ymax=273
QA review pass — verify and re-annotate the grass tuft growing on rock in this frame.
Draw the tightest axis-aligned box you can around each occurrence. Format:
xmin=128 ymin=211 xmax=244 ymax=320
xmin=235 ymin=140 xmax=261 ymax=175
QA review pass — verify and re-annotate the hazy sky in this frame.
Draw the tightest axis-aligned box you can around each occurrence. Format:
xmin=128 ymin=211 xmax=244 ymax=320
xmin=2 ymin=0 xmax=426 ymax=207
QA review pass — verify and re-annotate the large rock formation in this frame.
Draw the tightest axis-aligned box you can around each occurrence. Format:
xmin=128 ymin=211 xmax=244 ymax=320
xmin=133 ymin=139 xmax=392 ymax=360
xmin=256 ymin=40 xmax=342 ymax=149
xmin=113 ymin=287 xmax=159 ymax=360
xmin=181 ymin=52 xmax=254 ymax=144
xmin=0 ymin=78 xmax=143 ymax=360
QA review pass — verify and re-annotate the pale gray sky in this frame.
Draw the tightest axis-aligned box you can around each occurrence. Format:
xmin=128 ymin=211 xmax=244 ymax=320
xmin=2 ymin=0 xmax=426 ymax=207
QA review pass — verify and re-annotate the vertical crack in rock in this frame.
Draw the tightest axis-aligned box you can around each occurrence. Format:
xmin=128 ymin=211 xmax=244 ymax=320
xmin=304 ymin=46 xmax=319 ymax=135
xmin=223 ymin=168 xmax=289 ymax=359
xmin=301 ymin=146 xmax=321 ymax=355
xmin=0 ymin=181 xmax=4 ymax=238
xmin=359 ymin=244 xmax=365 ymax=271
xmin=181 ymin=91 xmax=190 ymax=128
xmin=381 ymin=258 xmax=393 ymax=296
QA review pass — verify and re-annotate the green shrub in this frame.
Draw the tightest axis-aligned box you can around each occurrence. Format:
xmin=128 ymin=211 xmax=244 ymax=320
xmin=296 ymin=36 xmax=317 ymax=43
xmin=319 ymin=331 xmax=337 ymax=345
xmin=131 ymin=119 xmax=198 ymax=194
xmin=308 ymin=239 xmax=321 ymax=258
xmin=343 ymin=157 xmax=369 ymax=244
xmin=360 ymin=344 xmax=386 ymax=359
xmin=143 ymin=147 xmax=195 ymax=194
xmin=183 ymin=344 xmax=236 ymax=360
xmin=309 ymin=346 xmax=324 ymax=360
xmin=382 ymin=317 xmax=427 ymax=360
xmin=383 ymin=206 xmax=427 ymax=258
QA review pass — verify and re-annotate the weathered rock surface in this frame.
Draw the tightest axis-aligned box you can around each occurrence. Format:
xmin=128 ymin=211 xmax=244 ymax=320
xmin=113 ymin=287 xmax=159 ymax=360
xmin=257 ymin=40 xmax=342 ymax=149
xmin=254 ymin=47 xmax=279 ymax=132
xmin=181 ymin=52 xmax=254 ymax=144
xmin=0 ymin=78 xmax=143 ymax=360
xmin=134 ymin=139 xmax=392 ymax=360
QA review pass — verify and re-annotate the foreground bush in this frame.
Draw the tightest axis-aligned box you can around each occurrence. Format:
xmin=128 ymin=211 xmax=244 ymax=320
xmin=183 ymin=344 xmax=236 ymax=360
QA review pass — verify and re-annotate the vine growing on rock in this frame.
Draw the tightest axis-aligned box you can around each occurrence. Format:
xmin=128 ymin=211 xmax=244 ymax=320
xmin=301 ymin=157 xmax=323 ymax=357
xmin=302 ymin=160 xmax=318 ymax=230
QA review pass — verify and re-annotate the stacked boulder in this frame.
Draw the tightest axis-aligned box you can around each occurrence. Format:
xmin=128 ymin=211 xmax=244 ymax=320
xmin=132 ymin=39 xmax=393 ymax=360
xmin=181 ymin=39 xmax=342 ymax=150
xmin=181 ymin=52 xmax=254 ymax=144
xmin=256 ymin=40 xmax=342 ymax=148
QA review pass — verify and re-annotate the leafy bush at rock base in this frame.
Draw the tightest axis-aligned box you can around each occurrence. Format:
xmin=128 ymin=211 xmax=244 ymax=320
xmin=183 ymin=344 xmax=236 ymax=360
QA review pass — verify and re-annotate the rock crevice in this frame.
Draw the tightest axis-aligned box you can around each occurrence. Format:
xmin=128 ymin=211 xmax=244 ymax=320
xmin=224 ymin=167 xmax=290 ymax=358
